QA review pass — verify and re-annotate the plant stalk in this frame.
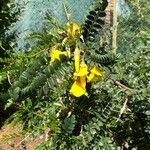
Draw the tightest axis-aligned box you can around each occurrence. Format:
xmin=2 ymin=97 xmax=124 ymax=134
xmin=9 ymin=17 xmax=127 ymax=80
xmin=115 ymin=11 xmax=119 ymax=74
xmin=112 ymin=0 xmax=118 ymax=54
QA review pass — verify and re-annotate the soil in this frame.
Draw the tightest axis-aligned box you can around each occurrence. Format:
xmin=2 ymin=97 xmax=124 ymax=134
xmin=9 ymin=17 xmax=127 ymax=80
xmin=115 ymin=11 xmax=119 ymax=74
xmin=0 ymin=124 xmax=46 ymax=150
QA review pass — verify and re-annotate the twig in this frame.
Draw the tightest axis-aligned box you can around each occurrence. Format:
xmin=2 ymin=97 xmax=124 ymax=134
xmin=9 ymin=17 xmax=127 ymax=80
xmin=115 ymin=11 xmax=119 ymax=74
xmin=116 ymin=97 xmax=128 ymax=122
xmin=112 ymin=0 xmax=118 ymax=54
xmin=15 ymin=131 xmax=34 ymax=147
xmin=7 ymin=71 xmax=12 ymax=85
xmin=114 ymin=81 xmax=133 ymax=91
xmin=63 ymin=3 xmax=70 ymax=21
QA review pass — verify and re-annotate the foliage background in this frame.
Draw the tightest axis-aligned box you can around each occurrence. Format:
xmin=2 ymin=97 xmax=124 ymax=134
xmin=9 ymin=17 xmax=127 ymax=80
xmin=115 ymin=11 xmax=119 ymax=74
xmin=0 ymin=0 xmax=19 ymax=126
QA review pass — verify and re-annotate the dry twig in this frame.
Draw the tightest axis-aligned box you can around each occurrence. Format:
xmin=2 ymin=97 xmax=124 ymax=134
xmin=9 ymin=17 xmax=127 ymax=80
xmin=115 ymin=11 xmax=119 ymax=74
xmin=116 ymin=97 xmax=128 ymax=122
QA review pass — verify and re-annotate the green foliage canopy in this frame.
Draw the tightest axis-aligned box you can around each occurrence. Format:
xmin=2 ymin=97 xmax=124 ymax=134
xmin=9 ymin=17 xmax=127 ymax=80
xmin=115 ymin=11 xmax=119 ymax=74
xmin=0 ymin=0 xmax=150 ymax=149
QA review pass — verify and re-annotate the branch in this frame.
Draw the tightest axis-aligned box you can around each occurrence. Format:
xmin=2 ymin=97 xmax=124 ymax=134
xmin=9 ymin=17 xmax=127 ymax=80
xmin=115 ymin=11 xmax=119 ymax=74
xmin=15 ymin=131 xmax=34 ymax=148
xmin=7 ymin=71 xmax=12 ymax=85
xmin=116 ymin=97 xmax=128 ymax=122
xmin=114 ymin=81 xmax=133 ymax=91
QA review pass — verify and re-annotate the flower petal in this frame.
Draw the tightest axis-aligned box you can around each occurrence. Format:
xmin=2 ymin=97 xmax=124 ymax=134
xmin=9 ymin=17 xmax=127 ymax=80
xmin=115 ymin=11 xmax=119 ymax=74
xmin=50 ymin=49 xmax=67 ymax=63
xmin=90 ymin=65 xmax=103 ymax=76
xmin=79 ymin=76 xmax=86 ymax=89
xmin=87 ymin=73 xmax=95 ymax=83
xmin=74 ymin=62 xmax=88 ymax=77
xmin=74 ymin=47 xmax=80 ymax=72
xmin=70 ymin=77 xmax=88 ymax=97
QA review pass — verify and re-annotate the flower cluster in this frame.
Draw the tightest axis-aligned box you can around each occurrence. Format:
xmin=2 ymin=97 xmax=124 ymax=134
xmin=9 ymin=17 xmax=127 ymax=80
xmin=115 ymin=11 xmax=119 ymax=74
xmin=49 ymin=21 xmax=103 ymax=97
xmin=49 ymin=21 xmax=81 ymax=63
xmin=70 ymin=47 xmax=103 ymax=97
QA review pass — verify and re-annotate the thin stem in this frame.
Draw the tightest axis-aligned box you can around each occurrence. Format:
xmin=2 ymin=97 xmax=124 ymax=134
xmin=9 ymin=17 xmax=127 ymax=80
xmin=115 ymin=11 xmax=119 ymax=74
xmin=63 ymin=3 xmax=70 ymax=21
xmin=114 ymin=81 xmax=133 ymax=91
xmin=112 ymin=0 xmax=118 ymax=54
xmin=116 ymin=97 xmax=128 ymax=122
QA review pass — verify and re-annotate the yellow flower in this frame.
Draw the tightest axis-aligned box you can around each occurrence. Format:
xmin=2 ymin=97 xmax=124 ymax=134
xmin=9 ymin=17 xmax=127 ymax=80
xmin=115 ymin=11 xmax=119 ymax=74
xmin=70 ymin=77 xmax=88 ymax=97
xmin=71 ymin=62 xmax=89 ymax=97
xmin=74 ymin=47 xmax=80 ymax=73
xmin=66 ymin=21 xmax=80 ymax=38
xmin=87 ymin=65 xmax=103 ymax=82
xmin=74 ymin=62 xmax=88 ymax=78
xmin=50 ymin=49 xmax=68 ymax=63
xmin=70 ymin=48 xmax=103 ymax=97
xmin=90 ymin=64 xmax=103 ymax=76
xmin=87 ymin=73 xmax=95 ymax=83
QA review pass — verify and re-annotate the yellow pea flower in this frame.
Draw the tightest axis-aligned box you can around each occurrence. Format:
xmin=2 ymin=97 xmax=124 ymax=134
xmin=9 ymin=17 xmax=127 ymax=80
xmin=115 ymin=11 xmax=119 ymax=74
xmin=71 ymin=62 xmax=89 ymax=97
xmin=87 ymin=73 xmax=95 ymax=83
xmin=50 ymin=49 xmax=68 ymax=63
xmin=70 ymin=47 xmax=103 ymax=97
xmin=66 ymin=21 xmax=80 ymax=38
xmin=74 ymin=62 xmax=88 ymax=78
xmin=70 ymin=77 xmax=88 ymax=97
xmin=90 ymin=65 xmax=103 ymax=76
xmin=87 ymin=65 xmax=103 ymax=82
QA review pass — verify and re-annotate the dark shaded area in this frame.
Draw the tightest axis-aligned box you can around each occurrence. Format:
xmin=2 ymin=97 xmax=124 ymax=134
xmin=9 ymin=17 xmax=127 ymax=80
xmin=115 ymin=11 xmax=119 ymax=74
xmin=111 ymin=100 xmax=150 ymax=150
xmin=0 ymin=0 xmax=18 ymax=128
xmin=82 ymin=0 xmax=108 ymax=43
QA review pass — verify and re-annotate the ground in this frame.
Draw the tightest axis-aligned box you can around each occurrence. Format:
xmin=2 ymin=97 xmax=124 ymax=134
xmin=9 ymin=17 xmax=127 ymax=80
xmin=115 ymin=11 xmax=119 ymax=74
xmin=0 ymin=124 xmax=46 ymax=150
